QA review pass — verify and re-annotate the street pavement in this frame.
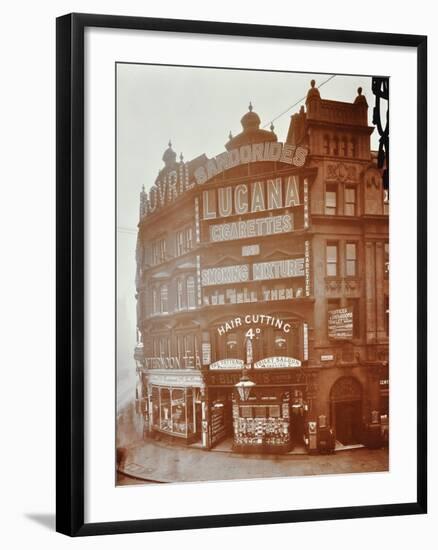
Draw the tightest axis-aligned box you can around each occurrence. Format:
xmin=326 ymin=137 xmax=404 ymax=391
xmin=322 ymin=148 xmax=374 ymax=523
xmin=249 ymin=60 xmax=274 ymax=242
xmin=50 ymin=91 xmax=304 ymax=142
xmin=118 ymin=437 xmax=389 ymax=485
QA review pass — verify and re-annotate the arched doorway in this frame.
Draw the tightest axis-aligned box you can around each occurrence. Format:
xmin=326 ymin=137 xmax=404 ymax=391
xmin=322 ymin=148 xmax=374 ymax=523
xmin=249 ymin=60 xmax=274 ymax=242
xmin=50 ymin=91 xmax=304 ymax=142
xmin=330 ymin=376 xmax=363 ymax=445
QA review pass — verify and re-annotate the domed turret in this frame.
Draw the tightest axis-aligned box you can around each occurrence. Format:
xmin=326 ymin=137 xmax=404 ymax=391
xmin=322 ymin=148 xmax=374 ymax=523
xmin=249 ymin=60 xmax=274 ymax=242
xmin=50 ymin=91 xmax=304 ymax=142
xmin=240 ymin=102 xmax=261 ymax=131
xmin=162 ymin=140 xmax=177 ymax=167
xmin=225 ymin=102 xmax=277 ymax=151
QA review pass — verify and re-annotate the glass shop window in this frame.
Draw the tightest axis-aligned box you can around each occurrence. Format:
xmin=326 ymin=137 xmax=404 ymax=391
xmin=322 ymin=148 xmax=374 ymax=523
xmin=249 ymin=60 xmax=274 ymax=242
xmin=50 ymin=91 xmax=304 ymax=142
xmin=171 ymin=388 xmax=187 ymax=435
xmin=325 ymin=184 xmax=337 ymax=215
xmin=159 ymin=388 xmax=172 ymax=432
xmin=345 ymin=187 xmax=356 ymax=216
xmin=254 ymin=406 xmax=267 ymax=418
xmin=152 ymin=387 xmax=160 ymax=428
xmin=326 ymin=243 xmax=338 ymax=276
xmin=346 ymin=242 xmax=357 ymax=276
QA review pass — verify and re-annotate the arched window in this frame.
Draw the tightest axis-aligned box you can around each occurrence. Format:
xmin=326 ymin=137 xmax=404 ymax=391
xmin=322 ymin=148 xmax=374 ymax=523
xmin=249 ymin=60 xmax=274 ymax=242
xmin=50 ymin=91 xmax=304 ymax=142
xmin=176 ymin=278 xmax=184 ymax=310
xmin=160 ymin=284 xmax=168 ymax=314
xmin=323 ymin=135 xmax=330 ymax=155
xmin=332 ymin=136 xmax=339 ymax=156
xmin=186 ymin=276 xmax=196 ymax=309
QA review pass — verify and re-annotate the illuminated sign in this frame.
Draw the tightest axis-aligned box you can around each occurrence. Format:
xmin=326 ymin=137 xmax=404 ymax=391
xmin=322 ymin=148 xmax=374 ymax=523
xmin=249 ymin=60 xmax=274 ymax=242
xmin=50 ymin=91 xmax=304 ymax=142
xmin=194 ymin=142 xmax=308 ymax=185
xmin=254 ymin=356 xmax=302 ymax=369
xmin=328 ymin=307 xmax=353 ymax=340
xmin=242 ymin=244 xmax=260 ymax=256
xmin=210 ymin=214 xmax=293 ymax=242
xmin=202 ymin=176 xmax=300 ymax=219
xmin=253 ymin=258 xmax=305 ymax=281
xmin=141 ymin=143 xmax=308 ymax=219
xmin=203 ymin=286 xmax=299 ymax=305
xmin=209 ymin=359 xmax=244 ymax=370
xmin=201 ymin=264 xmax=249 ymax=286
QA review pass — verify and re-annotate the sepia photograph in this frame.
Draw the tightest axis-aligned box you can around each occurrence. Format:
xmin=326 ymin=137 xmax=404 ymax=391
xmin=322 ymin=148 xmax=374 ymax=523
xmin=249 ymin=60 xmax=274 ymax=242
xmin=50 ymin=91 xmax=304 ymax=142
xmin=115 ymin=63 xmax=390 ymax=485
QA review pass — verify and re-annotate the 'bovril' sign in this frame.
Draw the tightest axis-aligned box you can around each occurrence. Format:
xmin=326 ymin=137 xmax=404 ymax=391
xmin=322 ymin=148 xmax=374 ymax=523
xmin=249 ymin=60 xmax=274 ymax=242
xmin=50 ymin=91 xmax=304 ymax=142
xmin=141 ymin=142 xmax=307 ymax=218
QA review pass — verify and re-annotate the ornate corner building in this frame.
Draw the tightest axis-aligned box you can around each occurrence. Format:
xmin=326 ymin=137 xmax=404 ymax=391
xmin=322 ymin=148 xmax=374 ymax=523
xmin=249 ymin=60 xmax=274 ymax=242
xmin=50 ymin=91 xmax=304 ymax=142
xmin=133 ymin=81 xmax=389 ymax=454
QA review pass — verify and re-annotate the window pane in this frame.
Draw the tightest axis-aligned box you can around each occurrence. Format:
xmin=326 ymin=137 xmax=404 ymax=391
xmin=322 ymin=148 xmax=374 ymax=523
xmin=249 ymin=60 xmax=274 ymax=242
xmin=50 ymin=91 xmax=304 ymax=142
xmin=346 ymin=243 xmax=356 ymax=260
xmin=187 ymin=276 xmax=196 ymax=309
xmin=345 ymin=203 xmax=355 ymax=216
xmin=345 ymin=188 xmax=355 ymax=202
xmin=346 ymin=259 xmax=356 ymax=276
xmin=327 ymin=245 xmax=337 ymax=262
xmin=327 ymin=263 xmax=337 ymax=276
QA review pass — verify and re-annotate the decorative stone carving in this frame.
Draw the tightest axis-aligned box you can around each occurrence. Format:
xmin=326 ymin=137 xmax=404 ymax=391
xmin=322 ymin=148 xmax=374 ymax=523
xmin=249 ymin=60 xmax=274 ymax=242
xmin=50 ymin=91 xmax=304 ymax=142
xmin=325 ymin=278 xmax=342 ymax=293
xmin=330 ymin=376 xmax=362 ymax=401
xmin=326 ymin=162 xmax=357 ymax=182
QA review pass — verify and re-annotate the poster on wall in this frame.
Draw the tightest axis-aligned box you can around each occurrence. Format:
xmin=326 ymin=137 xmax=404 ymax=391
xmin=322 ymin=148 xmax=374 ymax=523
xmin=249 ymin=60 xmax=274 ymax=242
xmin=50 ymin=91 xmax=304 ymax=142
xmin=57 ymin=12 xmax=426 ymax=536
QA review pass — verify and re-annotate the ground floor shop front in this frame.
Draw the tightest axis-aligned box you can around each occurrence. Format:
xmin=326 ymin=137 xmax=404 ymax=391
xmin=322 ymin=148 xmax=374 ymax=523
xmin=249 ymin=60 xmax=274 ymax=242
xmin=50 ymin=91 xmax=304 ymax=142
xmin=139 ymin=362 xmax=389 ymax=454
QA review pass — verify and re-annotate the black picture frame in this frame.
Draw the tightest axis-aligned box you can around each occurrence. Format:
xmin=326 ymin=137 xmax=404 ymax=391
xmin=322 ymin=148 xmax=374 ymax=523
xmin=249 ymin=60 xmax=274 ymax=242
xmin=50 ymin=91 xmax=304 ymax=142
xmin=56 ymin=12 xmax=427 ymax=537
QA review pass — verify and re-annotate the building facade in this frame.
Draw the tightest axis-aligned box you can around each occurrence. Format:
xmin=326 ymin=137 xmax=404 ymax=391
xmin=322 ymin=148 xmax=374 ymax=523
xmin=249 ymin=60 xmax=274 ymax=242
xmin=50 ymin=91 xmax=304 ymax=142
xmin=133 ymin=81 xmax=389 ymax=454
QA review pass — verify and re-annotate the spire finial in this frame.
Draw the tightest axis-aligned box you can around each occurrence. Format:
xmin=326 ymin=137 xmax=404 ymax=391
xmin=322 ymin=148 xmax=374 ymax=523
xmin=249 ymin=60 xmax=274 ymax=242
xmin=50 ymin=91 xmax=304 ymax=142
xmin=142 ymin=184 xmax=145 ymax=193
xmin=179 ymin=152 xmax=184 ymax=162
xmin=310 ymin=79 xmax=316 ymax=88
xmin=270 ymin=121 xmax=275 ymax=132
xmin=168 ymin=139 xmax=172 ymax=148
xmin=357 ymin=86 xmax=363 ymax=95
xmin=229 ymin=130 xmax=233 ymax=140
xmin=248 ymin=101 xmax=253 ymax=112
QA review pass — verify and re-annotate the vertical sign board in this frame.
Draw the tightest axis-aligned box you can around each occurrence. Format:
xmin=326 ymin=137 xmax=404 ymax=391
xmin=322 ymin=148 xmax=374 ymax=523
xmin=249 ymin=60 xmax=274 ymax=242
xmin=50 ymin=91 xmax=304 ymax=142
xmin=328 ymin=307 xmax=354 ymax=340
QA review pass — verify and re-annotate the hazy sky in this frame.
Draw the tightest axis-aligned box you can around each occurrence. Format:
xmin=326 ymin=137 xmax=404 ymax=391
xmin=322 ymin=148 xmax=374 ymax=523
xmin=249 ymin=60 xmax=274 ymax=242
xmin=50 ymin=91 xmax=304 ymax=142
xmin=116 ymin=64 xmax=378 ymax=391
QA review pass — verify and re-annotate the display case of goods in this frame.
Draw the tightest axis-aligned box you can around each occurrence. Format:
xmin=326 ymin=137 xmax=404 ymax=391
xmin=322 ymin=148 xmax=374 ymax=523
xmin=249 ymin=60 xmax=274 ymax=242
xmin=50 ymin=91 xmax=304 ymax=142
xmin=232 ymin=397 xmax=291 ymax=453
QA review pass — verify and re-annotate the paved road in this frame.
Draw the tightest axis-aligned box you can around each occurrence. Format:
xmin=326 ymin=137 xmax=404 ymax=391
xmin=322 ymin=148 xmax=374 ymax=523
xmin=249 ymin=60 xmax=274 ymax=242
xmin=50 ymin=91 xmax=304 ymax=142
xmin=117 ymin=438 xmax=389 ymax=485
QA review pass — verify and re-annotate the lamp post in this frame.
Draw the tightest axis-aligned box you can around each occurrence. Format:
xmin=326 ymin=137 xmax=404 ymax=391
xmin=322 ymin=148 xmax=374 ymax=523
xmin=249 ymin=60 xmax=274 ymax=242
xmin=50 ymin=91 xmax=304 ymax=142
xmin=235 ymin=337 xmax=256 ymax=401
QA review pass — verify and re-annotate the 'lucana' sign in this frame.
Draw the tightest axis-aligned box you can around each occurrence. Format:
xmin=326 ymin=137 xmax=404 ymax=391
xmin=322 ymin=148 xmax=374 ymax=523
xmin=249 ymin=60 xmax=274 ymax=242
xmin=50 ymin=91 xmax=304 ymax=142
xmin=140 ymin=142 xmax=308 ymax=219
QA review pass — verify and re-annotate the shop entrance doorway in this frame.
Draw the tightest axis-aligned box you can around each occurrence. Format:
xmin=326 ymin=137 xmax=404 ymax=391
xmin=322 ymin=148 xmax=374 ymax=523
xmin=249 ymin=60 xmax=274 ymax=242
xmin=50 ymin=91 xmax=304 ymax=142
xmin=330 ymin=376 xmax=363 ymax=445
xmin=209 ymin=388 xmax=234 ymax=448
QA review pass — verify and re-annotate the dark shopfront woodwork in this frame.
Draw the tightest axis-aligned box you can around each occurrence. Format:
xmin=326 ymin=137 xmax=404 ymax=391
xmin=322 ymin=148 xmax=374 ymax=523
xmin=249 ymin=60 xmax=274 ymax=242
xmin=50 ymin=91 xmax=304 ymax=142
xmin=205 ymin=369 xmax=308 ymax=387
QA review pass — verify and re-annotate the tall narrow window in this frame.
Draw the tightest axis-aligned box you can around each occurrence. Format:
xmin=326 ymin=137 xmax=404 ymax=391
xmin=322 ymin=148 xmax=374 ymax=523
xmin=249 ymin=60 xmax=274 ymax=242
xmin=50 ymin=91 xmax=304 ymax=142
xmin=325 ymin=184 xmax=337 ymax=215
xmin=160 ymin=284 xmax=168 ymax=314
xmin=185 ymin=226 xmax=193 ymax=251
xmin=345 ymin=187 xmax=356 ymax=216
xmin=186 ymin=276 xmax=196 ymax=309
xmin=332 ymin=136 xmax=339 ymax=156
xmin=326 ymin=243 xmax=338 ymax=276
xmin=152 ymin=288 xmax=158 ymax=314
xmin=323 ymin=135 xmax=330 ymax=155
xmin=346 ymin=243 xmax=357 ymax=276
xmin=350 ymin=138 xmax=357 ymax=158
xmin=176 ymin=231 xmax=184 ymax=256
xmin=176 ymin=278 xmax=184 ymax=309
